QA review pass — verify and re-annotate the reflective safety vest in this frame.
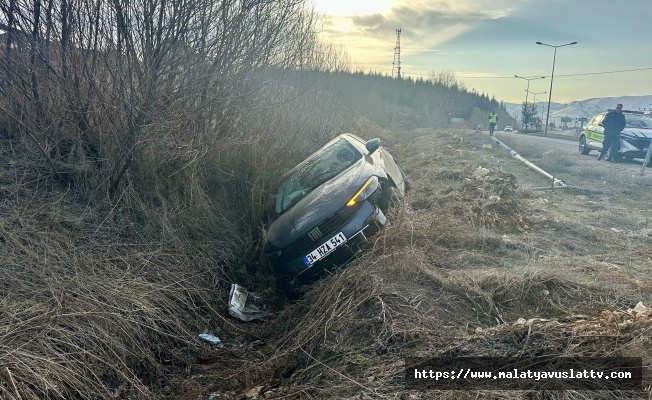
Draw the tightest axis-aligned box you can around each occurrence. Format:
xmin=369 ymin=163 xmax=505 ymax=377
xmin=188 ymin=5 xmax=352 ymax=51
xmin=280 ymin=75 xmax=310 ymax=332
xmin=489 ymin=113 xmax=498 ymax=123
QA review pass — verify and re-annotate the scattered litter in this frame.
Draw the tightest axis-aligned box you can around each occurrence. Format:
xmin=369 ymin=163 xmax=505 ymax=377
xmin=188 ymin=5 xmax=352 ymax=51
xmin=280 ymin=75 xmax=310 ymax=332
xmin=514 ymin=317 xmax=550 ymax=327
xmin=197 ymin=333 xmax=221 ymax=345
xmin=610 ymin=227 xmax=622 ymax=233
xmin=617 ymin=320 xmax=633 ymax=331
xmin=472 ymin=166 xmax=489 ymax=179
xmin=245 ymin=386 xmax=263 ymax=399
xmin=481 ymin=144 xmax=493 ymax=149
xmin=627 ymin=301 xmax=649 ymax=318
xmin=228 ymin=284 xmax=272 ymax=322
xmin=528 ymin=197 xmax=549 ymax=205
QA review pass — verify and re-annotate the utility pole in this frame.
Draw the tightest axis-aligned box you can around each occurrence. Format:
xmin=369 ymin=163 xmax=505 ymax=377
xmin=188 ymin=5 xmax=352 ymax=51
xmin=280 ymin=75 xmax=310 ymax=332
xmin=392 ymin=29 xmax=401 ymax=79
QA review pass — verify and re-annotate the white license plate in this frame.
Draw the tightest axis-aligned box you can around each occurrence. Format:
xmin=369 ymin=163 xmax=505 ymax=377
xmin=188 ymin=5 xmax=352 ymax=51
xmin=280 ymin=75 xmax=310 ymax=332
xmin=303 ymin=232 xmax=347 ymax=267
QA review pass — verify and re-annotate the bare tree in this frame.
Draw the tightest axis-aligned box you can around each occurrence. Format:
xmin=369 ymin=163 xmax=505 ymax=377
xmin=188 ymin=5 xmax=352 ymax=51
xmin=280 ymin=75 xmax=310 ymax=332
xmin=0 ymin=0 xmax=328 ymax=193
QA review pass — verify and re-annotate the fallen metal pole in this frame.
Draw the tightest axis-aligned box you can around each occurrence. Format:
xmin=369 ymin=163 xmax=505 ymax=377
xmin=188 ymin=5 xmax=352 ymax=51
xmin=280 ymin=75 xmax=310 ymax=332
xmin=490 ymin=136 xmax=568 ymax=187
xmin=531 ymin=185 xmax=579 ymax=191
xmin=640 ymin=140 xmax=652 ymax=175
xmin=512 ymin=153 xmax=567 ymax=187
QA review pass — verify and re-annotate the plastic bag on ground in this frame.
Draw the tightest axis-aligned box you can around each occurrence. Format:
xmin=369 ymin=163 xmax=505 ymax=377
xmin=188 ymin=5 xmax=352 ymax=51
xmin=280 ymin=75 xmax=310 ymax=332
xmin=228 ymin=284 xmax=272 ymax=322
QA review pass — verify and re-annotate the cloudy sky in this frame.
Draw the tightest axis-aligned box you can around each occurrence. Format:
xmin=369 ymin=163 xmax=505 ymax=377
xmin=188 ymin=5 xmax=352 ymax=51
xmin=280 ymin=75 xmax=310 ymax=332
xmin=307 ymin=0 xmax=652 ymax=105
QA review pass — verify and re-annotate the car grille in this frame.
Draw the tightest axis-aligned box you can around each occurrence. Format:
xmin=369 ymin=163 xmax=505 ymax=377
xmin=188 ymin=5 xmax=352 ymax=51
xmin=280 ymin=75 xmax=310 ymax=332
xmin=279 ymin=203 xmax=362 ymax=262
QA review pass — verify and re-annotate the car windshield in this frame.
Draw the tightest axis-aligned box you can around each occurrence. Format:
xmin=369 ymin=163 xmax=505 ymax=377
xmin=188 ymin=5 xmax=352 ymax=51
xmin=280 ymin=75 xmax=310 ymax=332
xmin=275 ymin=139 xmax=361 ymax=214
xmin=626 ymin=114 xmax=652 ymax=129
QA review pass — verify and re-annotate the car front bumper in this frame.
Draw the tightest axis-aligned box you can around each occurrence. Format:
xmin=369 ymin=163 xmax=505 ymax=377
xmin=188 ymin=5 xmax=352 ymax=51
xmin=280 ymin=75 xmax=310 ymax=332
xmin=618 ymin=137 xmax=651 ymax=159
xmin=269 ymin=201 xmax=386 ymax=278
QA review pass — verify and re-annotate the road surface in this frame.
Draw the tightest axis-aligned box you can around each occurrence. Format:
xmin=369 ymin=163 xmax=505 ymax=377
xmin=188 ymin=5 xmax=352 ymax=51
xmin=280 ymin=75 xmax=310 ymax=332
xmin=490 ymin=130 xmax=649 ymax=170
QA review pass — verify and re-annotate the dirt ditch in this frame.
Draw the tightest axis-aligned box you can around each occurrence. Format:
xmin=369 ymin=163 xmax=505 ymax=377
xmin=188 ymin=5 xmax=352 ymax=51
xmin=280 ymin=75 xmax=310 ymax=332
xmin=174 ymin=130 xmax=652 ymax=399
xmin=3 ymin=128 xmax=652 ymax=399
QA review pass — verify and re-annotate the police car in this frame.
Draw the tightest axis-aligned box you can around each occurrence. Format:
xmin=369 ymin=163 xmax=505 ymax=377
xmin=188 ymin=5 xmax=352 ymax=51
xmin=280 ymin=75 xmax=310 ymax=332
xmin=578 ymin=109 xmax=652 ymax=162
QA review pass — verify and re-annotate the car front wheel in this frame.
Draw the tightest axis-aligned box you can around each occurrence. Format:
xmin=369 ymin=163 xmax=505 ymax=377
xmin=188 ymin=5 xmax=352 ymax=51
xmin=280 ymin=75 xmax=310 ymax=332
xmin=579 ymin=135 xmax=591 ymax=155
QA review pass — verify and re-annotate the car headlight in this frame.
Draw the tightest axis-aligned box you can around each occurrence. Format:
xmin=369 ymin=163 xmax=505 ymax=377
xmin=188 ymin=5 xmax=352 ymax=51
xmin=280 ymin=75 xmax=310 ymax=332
xmin=346 ymin=176 xmax=379 ymax=207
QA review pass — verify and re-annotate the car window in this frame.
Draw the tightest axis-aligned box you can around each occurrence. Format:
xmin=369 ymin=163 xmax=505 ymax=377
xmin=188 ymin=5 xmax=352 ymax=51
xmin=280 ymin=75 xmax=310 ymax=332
xmin=275 ymin=139 xmax=362 ymax=214
xmin=625 ymin=114 xmax=652 ymax=129
xmin=592 ymin=114 xmax=604 ymax=125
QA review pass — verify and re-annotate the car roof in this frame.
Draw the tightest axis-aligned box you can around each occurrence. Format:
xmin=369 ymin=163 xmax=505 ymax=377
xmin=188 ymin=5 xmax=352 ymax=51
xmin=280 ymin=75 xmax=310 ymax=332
xmin=607 ymin=109 xmax=644 ymax=114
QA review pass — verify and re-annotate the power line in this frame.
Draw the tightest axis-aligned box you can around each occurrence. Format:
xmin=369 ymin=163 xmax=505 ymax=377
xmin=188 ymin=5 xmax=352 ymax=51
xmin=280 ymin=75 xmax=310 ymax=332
xmin=555 ymin=67 xmax=652 ymax=77
xmin=407 ymin=66 xmax=652 ymax=79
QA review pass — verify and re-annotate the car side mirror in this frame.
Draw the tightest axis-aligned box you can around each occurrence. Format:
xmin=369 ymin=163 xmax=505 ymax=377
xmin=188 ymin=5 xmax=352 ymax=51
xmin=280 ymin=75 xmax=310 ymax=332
xmin=365 ymin=138 xmax=381 ymax=154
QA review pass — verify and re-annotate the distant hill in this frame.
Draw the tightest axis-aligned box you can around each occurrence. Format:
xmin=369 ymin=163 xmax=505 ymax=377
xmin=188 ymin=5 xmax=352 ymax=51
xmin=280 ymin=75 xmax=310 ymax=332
xmin=505 ymin=95 xmax=652 ymax=122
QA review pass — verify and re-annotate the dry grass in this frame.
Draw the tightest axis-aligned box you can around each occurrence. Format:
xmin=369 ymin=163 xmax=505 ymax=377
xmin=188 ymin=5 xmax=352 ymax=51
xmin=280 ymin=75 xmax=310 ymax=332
xmin=0 ymin=165 xmax=236 ymax=399
xmin=2 ymin=126 xmax=652 ymax=399
xmin=173 ymin=129 xmax=652 ymax=399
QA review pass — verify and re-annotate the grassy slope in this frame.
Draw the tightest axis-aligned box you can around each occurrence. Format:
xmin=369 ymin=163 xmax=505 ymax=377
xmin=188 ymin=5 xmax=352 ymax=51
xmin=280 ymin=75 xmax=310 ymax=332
xmin=1 ymin=82 xmax=649 ymax=399
xmin=175 ymin=129 xmax=652 ymax=399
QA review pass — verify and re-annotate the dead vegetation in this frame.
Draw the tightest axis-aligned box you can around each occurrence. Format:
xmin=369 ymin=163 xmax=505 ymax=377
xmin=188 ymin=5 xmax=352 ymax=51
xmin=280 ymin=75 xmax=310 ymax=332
xmin=167 ymin=130 xmax=652 ymax=399
xmin=0 ymin=2 xmax=650 ymax=396
xmin=3 ymin=112 xmax=652 ymax=398
xmin=5 ymin=126 xmax=652 ymax=399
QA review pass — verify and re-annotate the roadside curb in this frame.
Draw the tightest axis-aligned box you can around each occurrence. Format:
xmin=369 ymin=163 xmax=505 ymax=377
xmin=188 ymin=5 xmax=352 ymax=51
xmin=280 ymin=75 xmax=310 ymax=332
xmin=488 ymin=136 xmax=581 ymax=191
xmin=507 ymin=131 xmax=578 ymax=141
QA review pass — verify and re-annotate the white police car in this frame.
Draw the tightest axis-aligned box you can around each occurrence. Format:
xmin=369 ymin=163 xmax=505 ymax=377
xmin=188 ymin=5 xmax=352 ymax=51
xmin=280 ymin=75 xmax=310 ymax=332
xmin=579 ymin=110 xmax=652 ymax=162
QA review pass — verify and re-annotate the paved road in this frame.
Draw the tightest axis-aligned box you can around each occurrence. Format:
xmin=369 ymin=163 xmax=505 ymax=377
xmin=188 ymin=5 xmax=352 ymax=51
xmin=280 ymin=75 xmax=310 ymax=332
xmin=493 ymin=131 xmax=577 ymax=156
xmin=490 ymin=130 xmax=650 ymax=170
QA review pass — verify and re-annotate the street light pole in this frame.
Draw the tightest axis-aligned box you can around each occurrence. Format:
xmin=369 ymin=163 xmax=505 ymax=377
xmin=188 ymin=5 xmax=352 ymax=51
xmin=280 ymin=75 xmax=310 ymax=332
xmin=515 ymin=75 xmax=545 ymax=130
xmin=528 ymin=90 xmax=546 ymax=104
xmin=536 ymin=41 xmax=577 ymax=136
xmin=527 ymin=90 xmax=547 ymax=130
xmin=514 ymin=75 xmax=545 ymax=106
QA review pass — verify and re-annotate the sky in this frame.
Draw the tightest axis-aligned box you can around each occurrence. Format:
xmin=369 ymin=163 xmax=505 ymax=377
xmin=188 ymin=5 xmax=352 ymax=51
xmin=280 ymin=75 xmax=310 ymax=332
xmin=306 ymin=0 xmax=652 ymax=105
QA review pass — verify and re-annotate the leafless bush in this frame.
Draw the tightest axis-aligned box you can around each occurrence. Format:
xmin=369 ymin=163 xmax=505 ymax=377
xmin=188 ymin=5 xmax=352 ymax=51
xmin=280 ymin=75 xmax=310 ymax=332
xmin=0 ymin=0 xmax=358 ymax=398
xmin=0 ymin=175 xmax=243 ymax=399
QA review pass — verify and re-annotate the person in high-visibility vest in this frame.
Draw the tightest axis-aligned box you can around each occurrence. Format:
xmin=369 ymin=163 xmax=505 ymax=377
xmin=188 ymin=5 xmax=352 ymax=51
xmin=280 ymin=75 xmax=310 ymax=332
xmin=488 ymin=110 xmax=498 ymax=136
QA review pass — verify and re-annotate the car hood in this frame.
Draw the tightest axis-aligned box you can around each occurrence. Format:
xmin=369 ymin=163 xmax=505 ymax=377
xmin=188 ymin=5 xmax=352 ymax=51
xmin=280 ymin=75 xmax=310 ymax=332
xmin=265 ymin=159 xmax=373 ymax=247
xmin=622 ymin=128 xmax=652 ymax=139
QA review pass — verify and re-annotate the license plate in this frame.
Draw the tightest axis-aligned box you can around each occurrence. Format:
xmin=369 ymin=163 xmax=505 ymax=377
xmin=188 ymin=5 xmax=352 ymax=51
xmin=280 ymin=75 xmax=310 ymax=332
xmin=303 ymin=232 xmax=347 ymax=267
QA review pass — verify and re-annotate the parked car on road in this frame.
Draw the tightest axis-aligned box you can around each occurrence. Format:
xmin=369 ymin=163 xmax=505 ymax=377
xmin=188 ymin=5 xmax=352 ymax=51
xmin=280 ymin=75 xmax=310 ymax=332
xmin=579 ymin=110 xmax=652 ymax=162
xmin=264 ymin=134 xmax=408 ymax=282
xmin=504 ymin=126 xmax=513 ymax=132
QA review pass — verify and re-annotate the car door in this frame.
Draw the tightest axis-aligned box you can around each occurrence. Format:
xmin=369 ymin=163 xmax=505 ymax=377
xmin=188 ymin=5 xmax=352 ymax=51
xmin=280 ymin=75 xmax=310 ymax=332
xmin=585 ymin=113 xmax=605 ymax=148
xmin=379 ymin=150 xmax=406 ymax=194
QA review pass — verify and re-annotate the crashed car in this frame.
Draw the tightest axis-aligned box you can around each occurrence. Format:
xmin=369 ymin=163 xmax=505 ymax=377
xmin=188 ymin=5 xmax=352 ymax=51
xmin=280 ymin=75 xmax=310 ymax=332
xmin=264 ymin=133 xmax=408 ymax=280
xmin=579 ymin=110 xmax=652 ymax=162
